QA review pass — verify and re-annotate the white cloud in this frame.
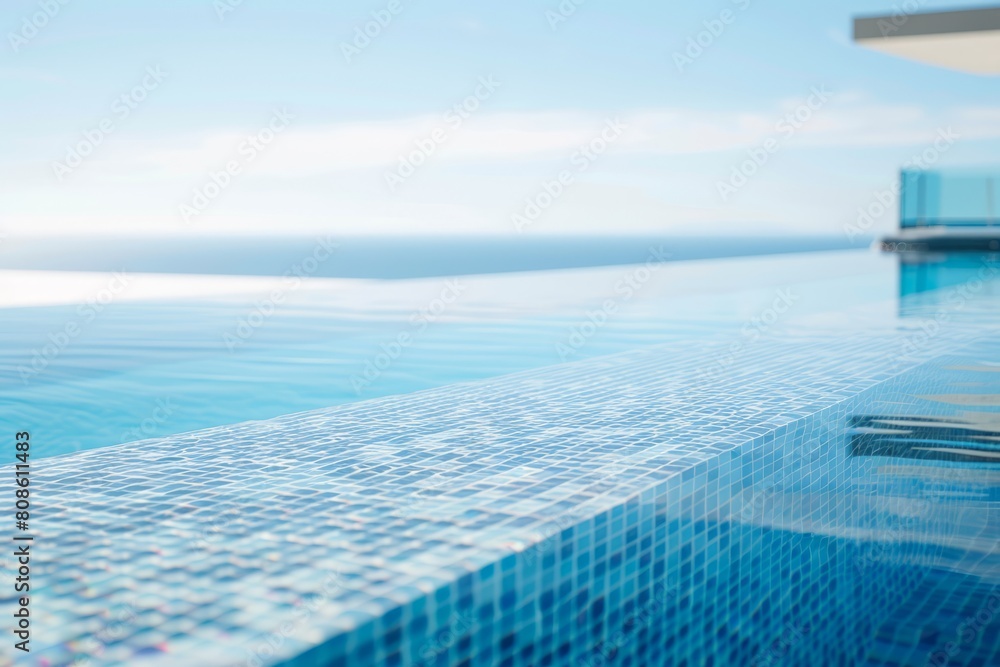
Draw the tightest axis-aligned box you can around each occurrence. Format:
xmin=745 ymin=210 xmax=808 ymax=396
xmin=73 ymin=97 xmax=1000 ymax=182
xmin=7 ymin=93 xmax=1000 ymax=236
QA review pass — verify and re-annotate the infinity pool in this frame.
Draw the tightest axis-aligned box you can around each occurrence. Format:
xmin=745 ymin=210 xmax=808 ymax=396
xmin=2 ymin=249 xmax=889 ymax=457
xmin=5 ymin=246 xmax=1000 ymax=667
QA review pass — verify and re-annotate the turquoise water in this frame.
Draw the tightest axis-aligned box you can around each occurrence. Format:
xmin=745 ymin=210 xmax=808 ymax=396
xmin=0 ymin=234 xmax=866 ymax=278
xmin=2 ymin=247 xmax=889 ymax=457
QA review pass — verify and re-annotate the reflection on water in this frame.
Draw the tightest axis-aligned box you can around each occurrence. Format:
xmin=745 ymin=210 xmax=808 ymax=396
xmin=899 ymin=252 xmax=1000 ymax=301
xmin=850 ymin=413 xmax=1000 ymax=464
xmin=885 ymin=251 xmax=1000 ymax=461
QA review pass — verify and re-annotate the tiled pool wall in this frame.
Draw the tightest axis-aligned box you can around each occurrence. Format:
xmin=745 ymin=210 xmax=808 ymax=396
xmin=282 ymin=427 xmax=857 ymax=666
xmin=282 ymin=340 xmax=999 ymax=667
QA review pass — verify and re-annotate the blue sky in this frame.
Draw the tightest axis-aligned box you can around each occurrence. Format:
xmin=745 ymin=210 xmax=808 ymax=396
xmin=1 ymin=0 xmax=998 ymax=237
